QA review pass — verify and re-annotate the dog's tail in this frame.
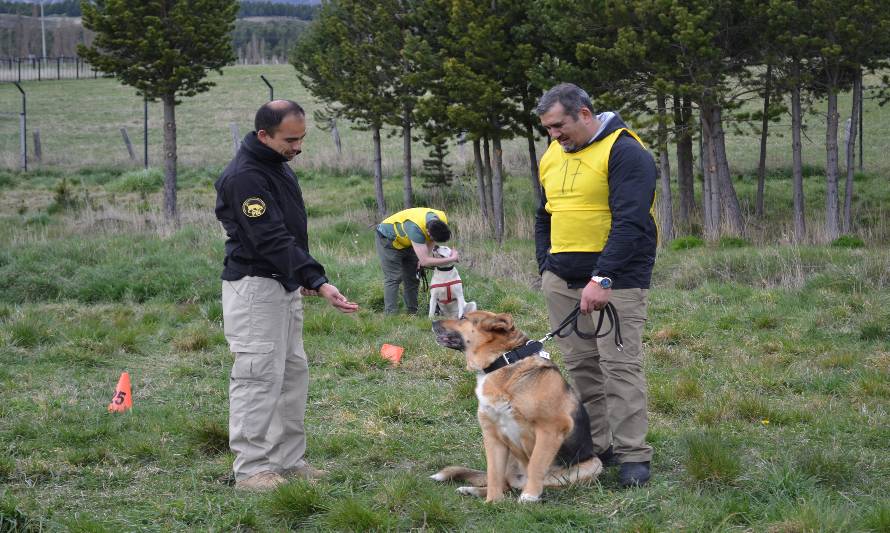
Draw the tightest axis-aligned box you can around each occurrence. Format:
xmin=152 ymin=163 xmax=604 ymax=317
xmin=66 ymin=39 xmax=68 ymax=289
xmin=430 ymin=466 xmax=487 ymax=487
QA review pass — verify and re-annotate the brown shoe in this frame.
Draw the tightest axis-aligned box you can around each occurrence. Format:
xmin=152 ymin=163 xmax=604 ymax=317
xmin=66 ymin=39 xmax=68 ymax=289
xmin=281 ymin=461 xmax=327 ymax=480
xmin=234 ymin=471 xmax=286 ymax=492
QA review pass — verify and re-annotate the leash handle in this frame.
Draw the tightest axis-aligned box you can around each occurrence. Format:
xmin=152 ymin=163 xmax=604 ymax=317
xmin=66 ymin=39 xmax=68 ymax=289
xmin=545 ymin=302 xmax=623 ymax=351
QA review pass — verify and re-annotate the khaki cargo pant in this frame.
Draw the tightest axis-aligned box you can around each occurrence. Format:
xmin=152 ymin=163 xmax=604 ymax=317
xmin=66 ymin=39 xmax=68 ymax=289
xmin=222 ymin=277 xmax=308 ymax=481
xmin=542 ymin=270 xmax=653 ymax=463
xmin=376 ymin=232 xmax=420 ymax=314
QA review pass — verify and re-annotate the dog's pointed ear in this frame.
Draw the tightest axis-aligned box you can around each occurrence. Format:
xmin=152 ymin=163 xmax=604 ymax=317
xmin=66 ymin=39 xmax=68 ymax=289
xmin=482 ymin=313 xmax=514 ymax=332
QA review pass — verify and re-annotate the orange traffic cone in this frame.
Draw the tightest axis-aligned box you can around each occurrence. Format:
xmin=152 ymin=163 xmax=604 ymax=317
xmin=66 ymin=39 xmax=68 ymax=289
xmin=380 ymin=344 xmax=404 ymax=366
xmin=107 ymin=372 xmax=133 ymax=413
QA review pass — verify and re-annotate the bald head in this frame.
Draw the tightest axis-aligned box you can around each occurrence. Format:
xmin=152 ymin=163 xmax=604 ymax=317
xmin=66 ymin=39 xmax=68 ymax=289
xmin=255 ymin=100 xmax=305 ymax=136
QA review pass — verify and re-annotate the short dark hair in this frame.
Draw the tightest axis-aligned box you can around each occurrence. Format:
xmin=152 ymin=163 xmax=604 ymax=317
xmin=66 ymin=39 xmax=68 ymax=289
xmin=534 ymin=83 xmax=594 ymax=120
xmin=255 ymin=100 xmax=305 ymax=136
xmin=427 ymin=219 xmax=451 ymax=242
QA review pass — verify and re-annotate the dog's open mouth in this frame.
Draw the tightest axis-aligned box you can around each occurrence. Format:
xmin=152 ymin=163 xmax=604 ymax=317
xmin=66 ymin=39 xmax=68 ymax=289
xmin=432 ymin=322 xmax=465 ymax=351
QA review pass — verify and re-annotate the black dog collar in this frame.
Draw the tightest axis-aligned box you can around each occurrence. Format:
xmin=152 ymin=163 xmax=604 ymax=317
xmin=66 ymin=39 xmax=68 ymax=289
xmin=435 ymin=265 xmax=454 ymax=271
xmin=482 ymin=340 xmax=545 ymax=374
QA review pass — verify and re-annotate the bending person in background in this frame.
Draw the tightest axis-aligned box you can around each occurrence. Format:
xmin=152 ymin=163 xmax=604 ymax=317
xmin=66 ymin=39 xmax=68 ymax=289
xmin=375 ymin=207 xmax=458 ymax=314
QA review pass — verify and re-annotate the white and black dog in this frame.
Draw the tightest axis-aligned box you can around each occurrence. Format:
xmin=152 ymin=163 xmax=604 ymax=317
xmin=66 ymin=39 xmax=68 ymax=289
xmin=428 ymin=245 xmax=476 ymax=319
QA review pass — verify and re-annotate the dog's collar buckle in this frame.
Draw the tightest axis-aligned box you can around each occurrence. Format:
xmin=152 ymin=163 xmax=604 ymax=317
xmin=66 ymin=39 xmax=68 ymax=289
xmin=483 ymin=340 xmax=546 ymax=374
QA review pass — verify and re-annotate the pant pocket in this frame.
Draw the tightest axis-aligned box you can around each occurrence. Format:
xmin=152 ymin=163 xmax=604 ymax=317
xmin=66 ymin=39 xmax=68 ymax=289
xmin=230 ymin=340 xmax=277 ymax=381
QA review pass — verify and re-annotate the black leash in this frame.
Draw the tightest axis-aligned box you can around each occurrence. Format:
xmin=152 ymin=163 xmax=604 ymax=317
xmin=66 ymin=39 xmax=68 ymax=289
xmin=416 ymin=267 xmax=430 ymax=294
xmin=541 ymin=302 xmax=623 ymax=351
xmin=481 ymin=302 xmax=623 ymax=375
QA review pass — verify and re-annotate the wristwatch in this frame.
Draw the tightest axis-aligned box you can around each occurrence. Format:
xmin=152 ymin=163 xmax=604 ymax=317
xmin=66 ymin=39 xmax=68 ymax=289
xmin=591 ymin=276 xmax=613 ymax=289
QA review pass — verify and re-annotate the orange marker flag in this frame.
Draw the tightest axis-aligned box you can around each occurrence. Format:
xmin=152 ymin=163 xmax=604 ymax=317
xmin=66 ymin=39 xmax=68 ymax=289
xmin=107 ymin=372 xmax=133 ymax=413
xmin=380 ymin=344 xmax=404 ymax=366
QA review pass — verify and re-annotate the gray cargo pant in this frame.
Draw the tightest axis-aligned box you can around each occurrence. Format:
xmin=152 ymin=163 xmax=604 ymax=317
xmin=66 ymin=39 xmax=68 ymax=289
xmin=222 ymin=277 xmax=309 ymax=481
xmin=542 ymin=270 xmax=653 ymax=463
xmin=375 ymin=231 xmax=420 ymax=314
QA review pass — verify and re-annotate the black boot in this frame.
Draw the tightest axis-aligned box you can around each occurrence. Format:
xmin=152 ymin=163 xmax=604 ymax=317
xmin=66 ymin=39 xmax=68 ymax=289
xmin=618 ymin=461 xmax=650 ymax=488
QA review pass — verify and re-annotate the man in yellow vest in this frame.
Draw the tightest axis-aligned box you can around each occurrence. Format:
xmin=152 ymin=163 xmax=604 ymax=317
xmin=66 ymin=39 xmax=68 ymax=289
xmin=535 ymin=83 xmax=658 ymax=488
xmin=376 ymin=207 xmax=459 ymax=314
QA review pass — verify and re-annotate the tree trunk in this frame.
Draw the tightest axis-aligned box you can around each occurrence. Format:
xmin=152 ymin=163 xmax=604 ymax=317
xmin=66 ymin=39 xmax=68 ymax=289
xmin=372 ymin=126 xmax=386 ymax=219
xmin=700 ymin=110 xmax=718 ymax=240
xmin=674 ymin=94 xmax=694 ymax=229
xmin=482 ymin=136 xmax=494 ymax=228
xmin=843 ymin=68 xmax=860 ymax=234
xmin=162 ymin=94 xmax=178 ymax=224
xmin=825 ymin=88 xmax=840 ymax=241
xmin=492 ymin=132 xmax=505 ymax=243
xmin=402 ymin=112 xmax=413 ymax=209
xmin=656 ymin=91 xmax=673 ymax=245
xmin=791 ymin=65 xmax=806 ymax=243
xmin=525 ymin=122 xmax=542 ymax=206
xmin=755 ymin=63 xmax=772 ymax=219
xmin=706 ymin=104 xmax=745 ymax=237
xmin=473 ymin=138 xmax=489 ymax=223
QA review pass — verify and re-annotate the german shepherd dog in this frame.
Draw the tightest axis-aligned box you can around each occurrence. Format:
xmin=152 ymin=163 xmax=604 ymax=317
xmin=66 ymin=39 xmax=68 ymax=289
xmin=431 ymin=311 xmax=602 ymax=502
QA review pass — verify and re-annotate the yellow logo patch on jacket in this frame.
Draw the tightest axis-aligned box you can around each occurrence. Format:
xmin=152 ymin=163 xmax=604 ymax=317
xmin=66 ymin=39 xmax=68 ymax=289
xmin=242 ymin=197 xmax=266 ymax=218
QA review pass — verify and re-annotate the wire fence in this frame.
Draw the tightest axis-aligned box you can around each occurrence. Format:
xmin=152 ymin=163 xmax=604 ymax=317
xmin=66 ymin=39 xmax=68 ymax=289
xmin=0 ymin=56 xmax=101 ymax=83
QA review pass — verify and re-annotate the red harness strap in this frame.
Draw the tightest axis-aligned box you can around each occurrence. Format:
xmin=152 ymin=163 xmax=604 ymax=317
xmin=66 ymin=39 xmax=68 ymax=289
xmin=430 ymin=279 xmax=462 ymax=304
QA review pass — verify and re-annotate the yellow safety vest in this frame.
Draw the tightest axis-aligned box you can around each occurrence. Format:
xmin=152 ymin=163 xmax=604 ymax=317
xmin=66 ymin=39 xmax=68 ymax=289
xmin=539 ymin=128 xmax=654 ymax=253
xmin=381 ymin=208 xmax=448 ymax=250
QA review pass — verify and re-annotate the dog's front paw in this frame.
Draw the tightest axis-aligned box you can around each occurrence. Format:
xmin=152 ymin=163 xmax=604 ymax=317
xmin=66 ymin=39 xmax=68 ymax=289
xmin=518 ymin=493 xmax=541 ymax=503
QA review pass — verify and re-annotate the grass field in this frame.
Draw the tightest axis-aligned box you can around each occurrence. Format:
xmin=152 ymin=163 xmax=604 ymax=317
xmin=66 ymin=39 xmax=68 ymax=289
xmin=0 ymin=66 xmax=889 ymax=531
xmin=1 ymin=65 xmax=889 ymax=177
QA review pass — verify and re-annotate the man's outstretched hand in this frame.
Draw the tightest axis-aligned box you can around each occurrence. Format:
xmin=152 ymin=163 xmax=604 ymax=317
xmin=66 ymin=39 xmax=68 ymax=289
xmin=316 ymin=283 xmax=359 ymax=313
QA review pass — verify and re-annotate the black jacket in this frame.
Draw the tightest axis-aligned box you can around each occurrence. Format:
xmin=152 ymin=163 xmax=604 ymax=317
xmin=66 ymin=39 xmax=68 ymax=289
xmin=214 ymin=132 xmax=327 ymax=292
xmin=535 ymin=113 xmax=657 ymax=289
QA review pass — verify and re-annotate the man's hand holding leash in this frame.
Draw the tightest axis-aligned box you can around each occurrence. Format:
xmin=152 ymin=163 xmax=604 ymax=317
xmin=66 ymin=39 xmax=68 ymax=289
xmin=580 ymin=279 xmax=610 ymax=314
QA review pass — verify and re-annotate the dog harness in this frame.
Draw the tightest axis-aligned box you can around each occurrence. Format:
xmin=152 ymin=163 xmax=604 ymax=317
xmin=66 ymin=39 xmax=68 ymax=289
xmin=429 ymin=278 xmax=462 ymax=304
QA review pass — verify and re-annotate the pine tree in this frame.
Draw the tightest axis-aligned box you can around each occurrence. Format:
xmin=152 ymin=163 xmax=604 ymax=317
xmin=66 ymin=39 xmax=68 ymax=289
xmin=78 ymin=0 xmax=237 ymax=222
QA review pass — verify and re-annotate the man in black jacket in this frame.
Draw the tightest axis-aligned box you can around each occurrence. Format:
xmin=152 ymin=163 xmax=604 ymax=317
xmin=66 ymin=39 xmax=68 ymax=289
xmin=215 ymin=100 xmax=358 ymax=492
xmin=535 ymin=83 xmax=657 ymax=488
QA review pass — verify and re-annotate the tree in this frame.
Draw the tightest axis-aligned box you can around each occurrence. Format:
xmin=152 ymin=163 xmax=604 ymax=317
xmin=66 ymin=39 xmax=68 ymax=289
xmin=79 ymin=0 xmax=237 ymax=222
xmin=293 ymin=0 xmax=424 ymax=218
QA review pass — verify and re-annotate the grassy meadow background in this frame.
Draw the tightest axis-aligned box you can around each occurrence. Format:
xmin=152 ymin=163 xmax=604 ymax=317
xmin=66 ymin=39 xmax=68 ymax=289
xmin=0 ymin=65 xmax=888 ymax=531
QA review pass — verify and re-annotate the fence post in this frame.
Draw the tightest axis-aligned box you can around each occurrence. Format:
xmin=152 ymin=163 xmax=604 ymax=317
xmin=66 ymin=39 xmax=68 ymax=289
xmin=17 ymin=58 xmax=21 ymax=83
xmin=144 ymin=98 xmax=149 ymax=169
xmin=37 ymin=58 xmax=41 ymax=81
xmin=120 ymin=127 xmax=136 ymax=161
xmin=75 ymin=57 xmax=79 ymax=79
xmin=230 ymin=123 xmax=241 ymax=156
xmin=56 ymin=57 xmax=60 ymax=80
xmin=260 ymin=75 xmax=273 ymax=101
xmin=33 ymin=128 xmax=42 ymax=162
xmin=14 ymin=83 xmax=26 ymax=171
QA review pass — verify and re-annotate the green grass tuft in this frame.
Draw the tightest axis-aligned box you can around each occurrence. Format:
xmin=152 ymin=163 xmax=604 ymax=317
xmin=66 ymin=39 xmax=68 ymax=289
xmin=830 ymin=234 xmax=865 ymax=248
xmin=859 ymin=319 xmax=889 ymax=341
xmin=105 ymin=169 xmax=164 ymax=194
xmin=267 ymin=480 xmax=329 ymax=526
xmin=683 ymin=431 xmax=742 ymax=485
xmin=321 ymin=496 xmax=395 ymax=531
xmin=795 ymin=448 xmax=856 ymax=488
xmin=670 ymin=236 xmax=705 ymax=250
xmin=718 ymin=236 xmax=750 ymax=248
